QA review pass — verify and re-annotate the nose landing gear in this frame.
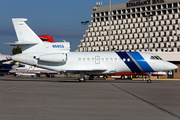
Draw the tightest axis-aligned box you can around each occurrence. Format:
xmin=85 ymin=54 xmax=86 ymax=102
xmin=147 ymin=72 xmax=152 ymax=83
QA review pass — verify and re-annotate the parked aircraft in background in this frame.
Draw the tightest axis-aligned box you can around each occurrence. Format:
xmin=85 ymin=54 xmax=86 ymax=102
xmin=0 ymin=54 xmax=12 ymax=75
xmin=0 ymin=54 xmax=12 ymax=62
xmin=38 ymin=35 xmax=55 ymax=43
xmin=9 ymin=64 xmax=58 ymax=77
xmin=9 ymin=18 xmax=177 ymax=83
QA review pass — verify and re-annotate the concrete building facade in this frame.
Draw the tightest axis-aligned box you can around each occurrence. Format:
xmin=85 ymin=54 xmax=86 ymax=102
xmin=77 ymin=0 xmax=180 ymax=52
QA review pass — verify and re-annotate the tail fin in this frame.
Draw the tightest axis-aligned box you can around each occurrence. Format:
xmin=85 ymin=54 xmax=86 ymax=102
xmin=12 ymin=18 xmax=43 ymax=44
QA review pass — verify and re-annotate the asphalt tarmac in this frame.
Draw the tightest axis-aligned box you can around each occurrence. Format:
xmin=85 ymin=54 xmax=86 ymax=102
xmin=0 ymin=76 xmax=180 ymax=120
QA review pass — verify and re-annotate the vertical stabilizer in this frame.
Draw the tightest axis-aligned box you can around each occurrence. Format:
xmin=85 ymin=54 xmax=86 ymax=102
xmin=12 ymin=18 xmax=43 ymax=44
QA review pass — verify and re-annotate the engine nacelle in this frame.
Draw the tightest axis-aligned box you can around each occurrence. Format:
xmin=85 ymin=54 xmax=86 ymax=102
xmin=39 ymin=53 xmax=67 ymax=63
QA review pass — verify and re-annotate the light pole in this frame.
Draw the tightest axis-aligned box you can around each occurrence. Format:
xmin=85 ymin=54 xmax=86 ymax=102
xmin=145 ymin=14 xmax=153 ymax=52
xmin=109 ymin=0 xmax=112 ymax=51
xmin=81 ymin=21 xmax=89 ymax=52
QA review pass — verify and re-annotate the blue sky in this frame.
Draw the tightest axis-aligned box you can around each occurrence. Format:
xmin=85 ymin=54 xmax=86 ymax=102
xmin=0 ymin=0 xmax=128 ymax=55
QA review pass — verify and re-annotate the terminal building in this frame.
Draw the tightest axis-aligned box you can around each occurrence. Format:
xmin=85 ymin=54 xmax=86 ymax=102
xmin=77 ymin=0 xmax=180 ymax=79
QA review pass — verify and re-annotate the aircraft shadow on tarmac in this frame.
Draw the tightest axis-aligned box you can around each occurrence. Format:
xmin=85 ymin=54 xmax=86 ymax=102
xmin=0 ymin=76 xmax=155 ymax=83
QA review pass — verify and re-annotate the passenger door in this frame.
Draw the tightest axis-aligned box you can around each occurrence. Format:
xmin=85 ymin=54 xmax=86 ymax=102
xmin=95 ymin=56 xmax=100 ymax=64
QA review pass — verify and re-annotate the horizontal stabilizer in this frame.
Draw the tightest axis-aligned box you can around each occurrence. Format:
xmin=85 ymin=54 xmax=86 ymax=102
xmin=5 ymin=41 xmax=38 ymax=46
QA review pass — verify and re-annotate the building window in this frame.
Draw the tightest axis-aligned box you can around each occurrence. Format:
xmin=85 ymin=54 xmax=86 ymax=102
xmin=147 ymin=6 xmax=150 ymax=10
xmin=132 ymin=8 xmax=135 ymax=12
xmin=168 ymin=9 xmax=172 ymax=14
xmin=168 ymin=4 xmax=172 ymax=8
xmin=162 ymin=4 xmax=166 ymax=9
xmin=137 ymin=8 xmax=140 ymax=12
xmin=157 ymin=11 xmax=161 ymax=15
xmin=157 ymin=5 xmax=161 ymax=9
xmin=173 ymin=3 xmax=177 ymax=7
xmin=152 ymin=6 xmax=156 ymax=10
xmin=173 ymin=9 xmax=177 ymax=13
xmin=142 ymin=7 xmax=145 ymax=11
xmin=118 ymin=10 xmax=121 ymax=14
xmin=132 ymin=14 xmax=135 ymax=18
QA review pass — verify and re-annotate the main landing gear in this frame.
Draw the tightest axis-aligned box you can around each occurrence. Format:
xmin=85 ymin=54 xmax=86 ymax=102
xmin=89 ymin=75 xmax=94 ymax=80
xmin=79 ymin=72 xmax=86 ymax=82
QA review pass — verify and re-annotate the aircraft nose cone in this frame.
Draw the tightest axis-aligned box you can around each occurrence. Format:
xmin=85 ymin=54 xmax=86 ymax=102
xmin=164 ymin=62 xmax=178 ymax=71
xmin=172 ymin=64 xmax=178 ymax=70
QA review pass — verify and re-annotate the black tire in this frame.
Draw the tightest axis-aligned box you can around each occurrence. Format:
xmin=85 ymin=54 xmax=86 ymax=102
xmin=15 ymin=74 xmax=19 ymax=78
xmin=147 ymin=79 xmax=152 ymax=83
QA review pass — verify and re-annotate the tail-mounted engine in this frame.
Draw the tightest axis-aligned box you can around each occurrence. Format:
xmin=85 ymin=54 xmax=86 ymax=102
xmin=39 ymin=53 xmax=67 ymax=63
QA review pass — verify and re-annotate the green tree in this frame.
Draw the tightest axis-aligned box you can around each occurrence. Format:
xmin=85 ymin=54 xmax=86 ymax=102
xmin=12 ymin=46 xmax=22 ymax=55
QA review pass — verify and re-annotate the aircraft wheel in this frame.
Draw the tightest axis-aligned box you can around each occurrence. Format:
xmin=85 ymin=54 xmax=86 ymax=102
xmin=147 ymin=79 xmax=152 ymax=83
xmin=89 ymin=76 xmax=94 ymax=80
xmin=51 ymin=74 xmax=55 ymax=78
xmin=46 ymin=74 xmax=50 ymax=78
xmin=36 ymin=74 xmax=40 ymax=77
xmin=15 ymin=74 xmax=19 ymax=78
xmin=79 ymin=78 xmax=85 ymax=82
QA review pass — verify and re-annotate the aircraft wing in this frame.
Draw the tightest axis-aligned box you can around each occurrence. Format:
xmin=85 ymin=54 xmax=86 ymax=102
xmin=0 ymin=59 xmax=12 ymax=62
xmin=0 ymin=54 xmax=12 ymax=62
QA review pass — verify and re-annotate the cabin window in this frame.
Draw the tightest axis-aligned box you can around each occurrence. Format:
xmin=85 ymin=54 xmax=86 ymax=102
xmin=106 ymin=58 xmax=108 ymax=61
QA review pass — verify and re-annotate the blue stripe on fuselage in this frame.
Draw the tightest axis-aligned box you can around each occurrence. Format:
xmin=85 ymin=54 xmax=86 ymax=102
xmin=128 ymin=52 xmax=154 ymax=72
xmin=116 ymin=52 xmax=142 ymax=72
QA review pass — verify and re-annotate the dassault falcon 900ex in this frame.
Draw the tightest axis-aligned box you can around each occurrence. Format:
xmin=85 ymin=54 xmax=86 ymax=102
xmin=9 ymin=18 xmax=177 ymax=83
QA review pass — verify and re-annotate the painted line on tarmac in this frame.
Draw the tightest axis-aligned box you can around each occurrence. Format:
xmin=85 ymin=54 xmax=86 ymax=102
xmin=0 ymin=83 xmax=38 ymax=94
xmin=106 ymin=81 xmax=180 ymax=119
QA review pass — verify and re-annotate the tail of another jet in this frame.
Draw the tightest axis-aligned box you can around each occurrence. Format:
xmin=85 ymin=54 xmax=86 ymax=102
xmin=12 ymin=18 xmax=43 ymax=45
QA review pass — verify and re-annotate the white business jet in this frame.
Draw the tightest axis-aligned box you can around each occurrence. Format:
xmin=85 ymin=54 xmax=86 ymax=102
xmin=9 ymin=64 xmax=58 ymax=78
xmin=8 ymin=18 xmax=177 ymax=83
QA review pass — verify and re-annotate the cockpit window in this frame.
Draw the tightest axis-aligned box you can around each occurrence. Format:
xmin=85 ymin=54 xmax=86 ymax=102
xmin=150 ymin=56 xmax=162 ymax=60
xmin=156 ymin=56 xmax=162 ymax=60
xmin=151 ymin=56 xmax=155 ymax=59
xmin=154 ymin=56 xmax=159 ymax=60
